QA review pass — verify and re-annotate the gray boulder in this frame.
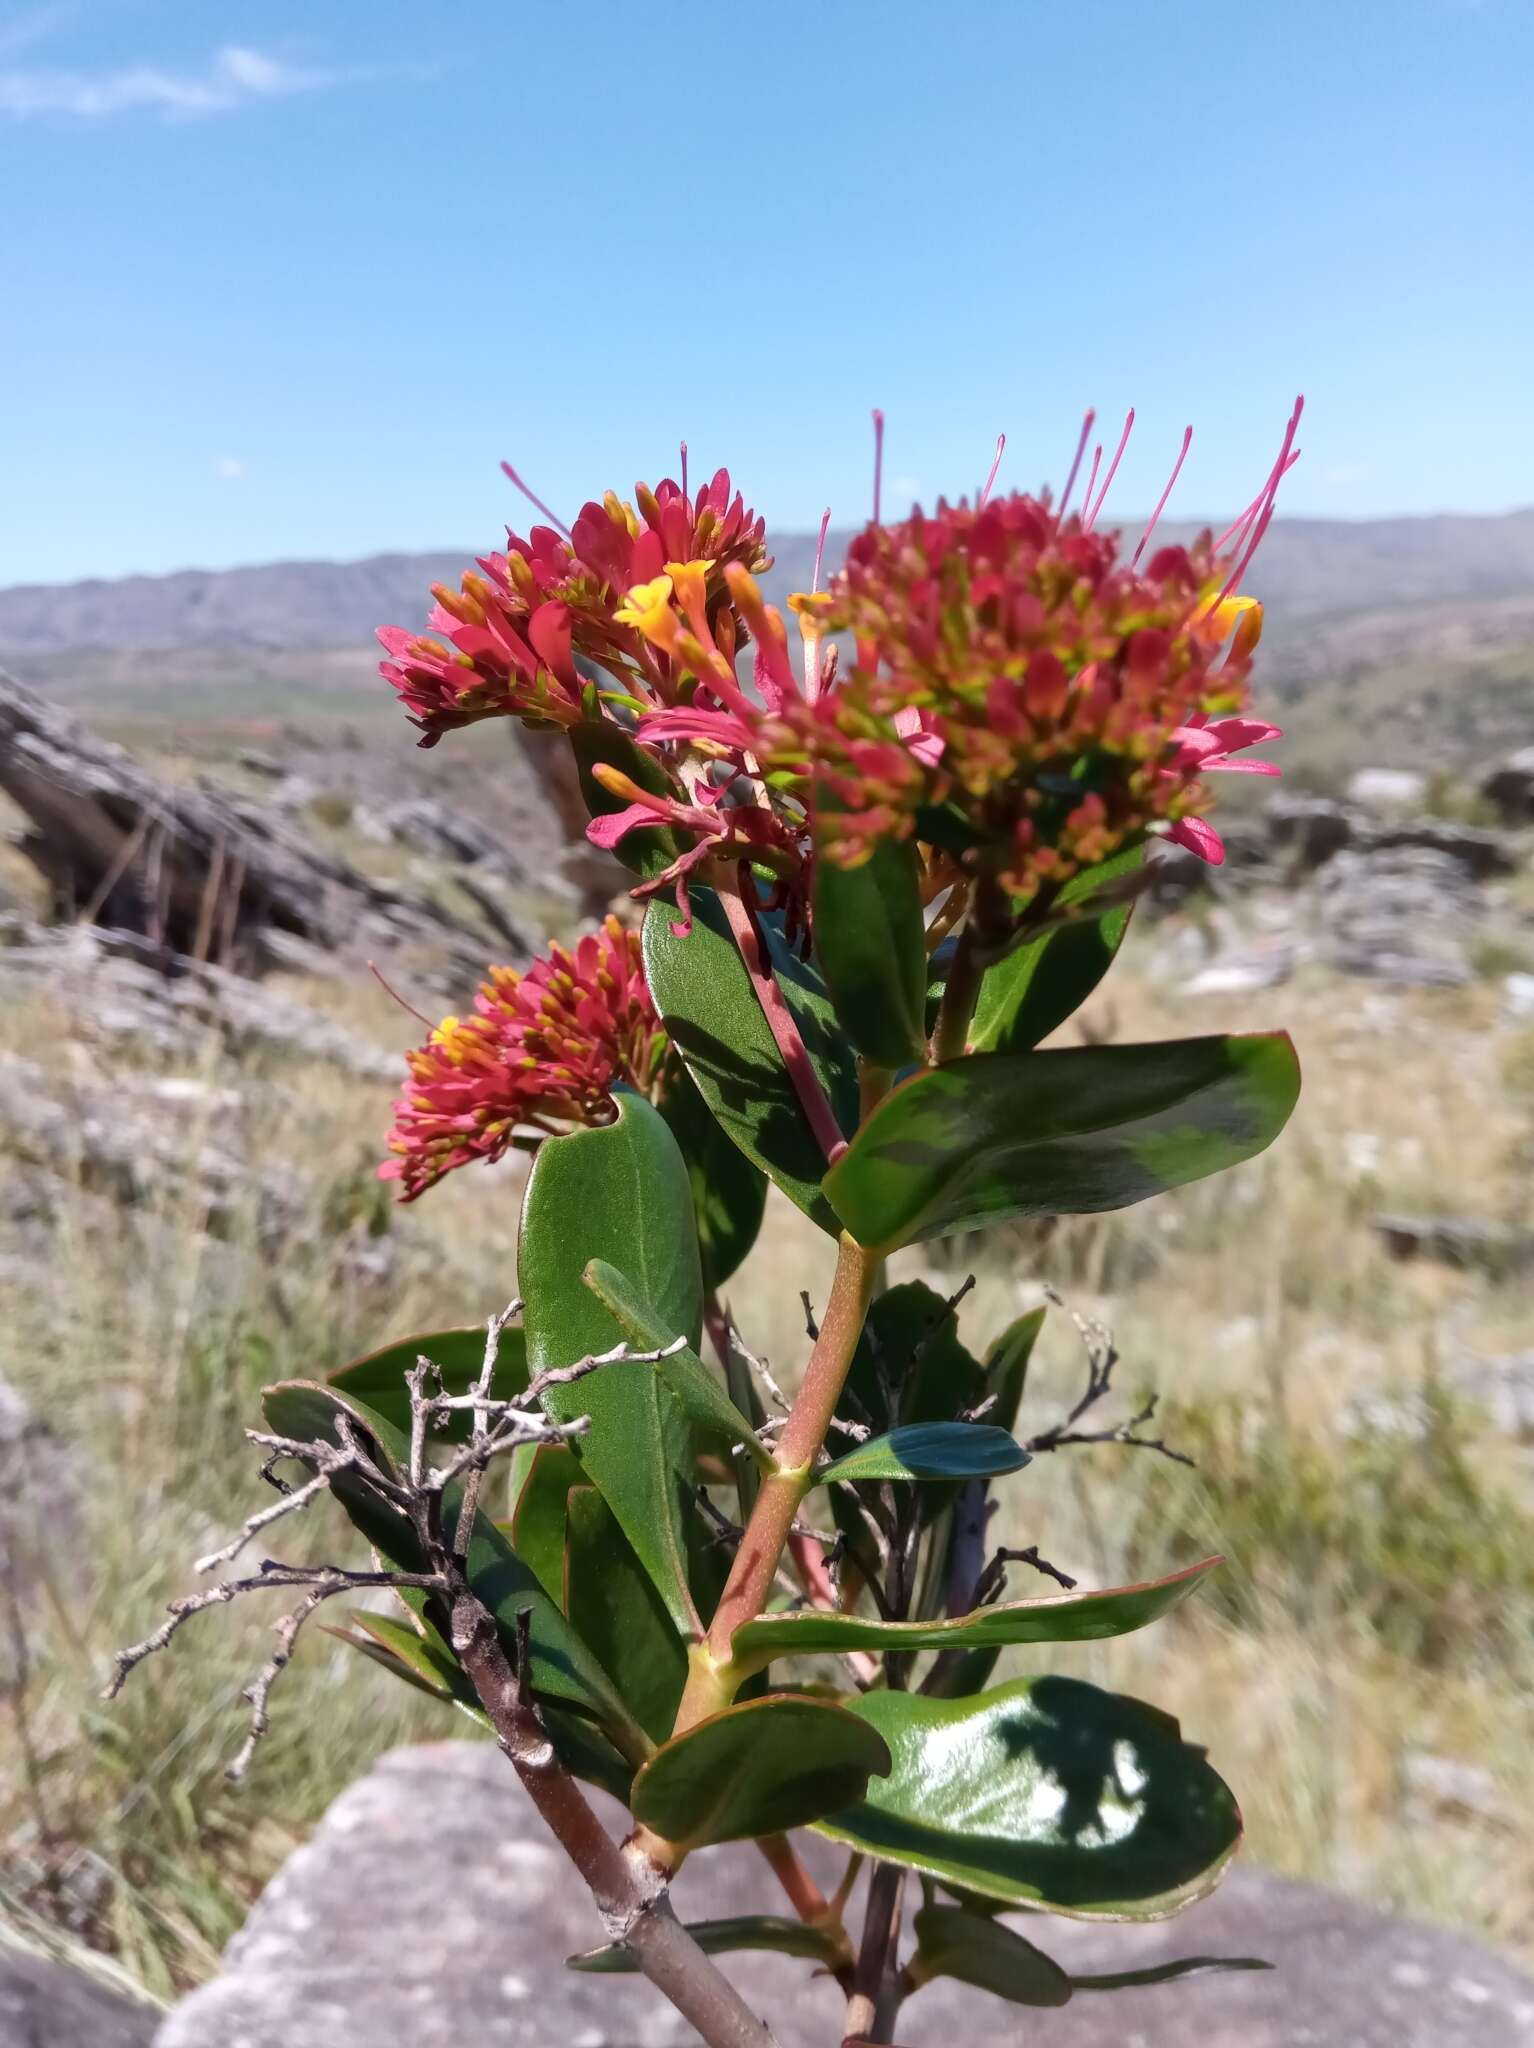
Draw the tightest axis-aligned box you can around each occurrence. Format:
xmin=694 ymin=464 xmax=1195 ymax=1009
xmin=1480 ymin=747 xmax=1534 ymax=824
xmin=159 ymin=1741 xmax=1534 ymax=2048
xmin=0 ymin=1946 xmax=157 ymax=2048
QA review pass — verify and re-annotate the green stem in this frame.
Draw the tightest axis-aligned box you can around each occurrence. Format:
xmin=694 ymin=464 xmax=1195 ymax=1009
xmin=929 ymin=917 xmax=983 ymax=1064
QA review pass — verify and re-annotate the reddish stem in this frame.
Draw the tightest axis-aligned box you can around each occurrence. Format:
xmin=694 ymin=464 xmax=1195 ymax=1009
xmin=719 ymin=872 xmax=847 ymax=1165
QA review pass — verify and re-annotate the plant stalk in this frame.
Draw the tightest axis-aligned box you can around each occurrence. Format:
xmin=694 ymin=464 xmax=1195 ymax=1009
xmin=841 ymin=1861 xmax=907 ymax=2044
xmin=929 ymin=916 xmax=983 ymax=1063
xmin=718 ymin=870 xmax=847 ymax=1164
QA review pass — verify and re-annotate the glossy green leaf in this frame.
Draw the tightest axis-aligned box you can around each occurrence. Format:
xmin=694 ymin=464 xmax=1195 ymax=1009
xmin=508 ymin=1442 xmax=584 ymax=1604
xmin=581 ymin=1257 xmax=769 ymax=1466
xmin=568 ymin=721 xmax=691 ymax=879
xmin=327 ymin=1326 xmax=526 ymax=1441
xmin=825 ymin=1034 xmax=1301 ymax=1252
xmin=983 ymin=1307 xmax=1046 ymax=1435
xmin=908 ymin=1905 xmax=1071 ymax=2007
xmin=564 ymin=1485 xmax=688 ymax=1745
xmin=519 ymin=1094 xmax=704 ymax=1638
xmin=631 ymin=1695 xmax=892 ymax=1848
xmin=1071 ymin=1955 xmax=1272 ymax=1991
xmin=260 ymin=1379 xmax=642 ymax=1755
xmin=845 ymin=1279 xmax=985 ymax=1437
xmin=642 ymin=888 xmax=858 ymax=1231
xmin=817 ymin=1422 xmax=1030 ymax=1488
xmin=568 ymin=1916 xmax=847 ymax=1974
xmin=814 ymin=1676 xmax=1242 ymax=1918
xmin=813 ymin=836 xmax=928 ymax=1067
xmin=658 ymin=1062 xmax=767 ymax=1288
xmin=731 ymin=1560 xmax=1218 ymax=1669
xmin=969 ymin=846 xmax=1143 ymax=1054
xmin=333 ymin=1610 xmax=485 ymax=1716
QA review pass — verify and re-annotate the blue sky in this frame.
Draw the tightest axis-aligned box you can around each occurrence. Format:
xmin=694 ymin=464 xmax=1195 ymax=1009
xmin=2 ymin=0 xmax=1531 ymax=585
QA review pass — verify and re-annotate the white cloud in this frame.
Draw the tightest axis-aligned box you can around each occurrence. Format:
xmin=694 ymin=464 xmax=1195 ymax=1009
xmin=0 ymin=43 xmax=336 ymax=120
xmin=214 ymin=456 xmax=247 ymax=483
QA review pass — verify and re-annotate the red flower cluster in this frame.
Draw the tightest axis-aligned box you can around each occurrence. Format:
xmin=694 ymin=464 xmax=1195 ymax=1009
xmin=377 ymin=468 xmax=768 ymax=746
xmin=379 ymin=918 xmax=669 ymax=1200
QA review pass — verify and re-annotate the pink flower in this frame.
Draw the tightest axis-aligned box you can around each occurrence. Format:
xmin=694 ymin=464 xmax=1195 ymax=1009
xmin=379 ymin=918 xmax=669 ymax=1200
xmin=1164 ymin=712 xmax=1284 ymax=865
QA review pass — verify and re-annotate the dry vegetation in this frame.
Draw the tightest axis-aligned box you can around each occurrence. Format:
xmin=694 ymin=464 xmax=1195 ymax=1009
xmin=2 ymin=876 xmax=1532 ymax=2009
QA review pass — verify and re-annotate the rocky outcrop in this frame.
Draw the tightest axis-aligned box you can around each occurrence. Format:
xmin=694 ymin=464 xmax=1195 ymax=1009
xmin=158 ymin=1741 xmax=1534 ymax=2048
xmin=1480 ymin=747 xmax=1534 ymax=825
xmin=0 ymin=1946 xmax=157 ymax=2048
xmin=0 ymin=671 xmax=525 ymax=972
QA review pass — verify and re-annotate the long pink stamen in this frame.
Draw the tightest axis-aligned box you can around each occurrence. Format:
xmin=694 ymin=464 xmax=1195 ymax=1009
xmin=1056 ymin=409 xmax=1096 ymax=521
xmin=1221 ymin=395 xmax=1304 ymax=596
xmin=812 ymin=507 xmax=832 ymax=592
xmin=1214 ymin=401 xmax=1304 ymax=554
xmin=680 ymin=440 xmax=689 ymax=504
xmin=500 ymin=459 xmax=572 ymax=540
xmin=1080 ymin=445 xmax=1102 ymax=525
xmin=871 ymin=408 xmax=885 ymax=524
xmin=979 ymin=433 xmax=1006 ymax=507
xmin=1133 ymin=425 xmax=1193 ymax=565
xmin=1084 ymin=407 xmax=1134 ymax=530
xmin=718 ymin=878 xmax=847 ymax=1166
xmin=368 ymin=959 xmax=436 ymax=1031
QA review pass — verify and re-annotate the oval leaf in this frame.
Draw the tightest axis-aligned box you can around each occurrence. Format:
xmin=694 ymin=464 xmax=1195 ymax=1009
xmin=581 ymin=1257 xmax=768 ymax=1466
xmin=658 ymin=1063 xmax=768 ymax=1288
xmin=825 ymin=1034 xmax=1301 ymax=1252
xmin=631 ymin=1695 xmax=892 ymax=1848
xmin=813 ymin=836 xmax=928 ymax=1067
xmin=568 ymin=1914 xmax=847 ymax=1974
xmin=817 ymin=1422 xmax=1030 ymax=1488
xmin=507 ymin=1441 xmax=584 ymax=1603
xmin=568 ymin=721 xmax=691 ymax=879
xmin=564 ymin=1485 xmax=688 ymax=1745
xmin=969 ymin=846 xmax=1143 ymax=1054
xmin=909 ymin=1905 xmax=1072 ymax=2007
xmin=327 ymin=1326 xmax=526 ymax=1440
xmin=731 ymin=1559 xmax=1219 ymax=1669
xmin=642 ymin=888 xmax=857 ymax=1231
xmin=813 ymin=1676 xmax=1243 ymax=1918
xmin=519 ymin=1094 xmax=704 ymax=1637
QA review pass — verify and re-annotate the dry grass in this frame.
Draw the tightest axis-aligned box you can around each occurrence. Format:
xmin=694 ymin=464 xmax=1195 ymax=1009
xmin=2 ymin=905 xmax=1532 ymax=2002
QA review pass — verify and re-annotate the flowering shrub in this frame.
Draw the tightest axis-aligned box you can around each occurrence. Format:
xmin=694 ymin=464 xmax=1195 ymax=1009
xmin=117 ymin=408 xmax=1302 ymax=2046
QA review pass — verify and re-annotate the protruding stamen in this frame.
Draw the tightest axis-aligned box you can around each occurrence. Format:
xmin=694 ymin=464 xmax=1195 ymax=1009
xmin=1084 ymin=407 xmax=1135 ymax=530
xmin=500 ymin=459 xmax=573 ymax=539
xmin=1133 ymin=425 xmax=1193 ymax=565
xmin=680 ymin=440 xmax=689 ymax=504
xmin=979 ymin=433 xmax=1006 ymax=508
xmin=1221 ymin=394 xmax=1304 ymax=596
xmin=1056 ymin=409 xmax=1096 ymax=520
xmin=812 ymin=507 xmax=832 ymax=593
xmin=871 ymin=408 xmax=885 ymax=524
xmin=368 ymin=959 xmax=435 ymax=1031
xmin=1080 ymin=444 xmax=1103 ymax=526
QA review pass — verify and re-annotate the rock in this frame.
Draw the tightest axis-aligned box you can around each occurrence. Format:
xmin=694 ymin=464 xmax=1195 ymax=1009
xmin=1402 ymin=1752 xmax=1511 ymax=1832
xmin=1371 ymin=820 xmax=1517 ymax=881
xmin=0 ymin=1945 xmax=157 ymax=2048
xmin=1264 ymin=793 xmax=1356 ymax=867
xmin=1480 ymin=746 xmax=1534 ymax=825
xmin=159 ymin=1741 xmax=1534 ymax=2048
xmin=0 ymin=671 xmax=523 ymax=972
xmin=1504 ymin=973 xmax=1534 ymax=1020
xmin=1371 ymin=1214 xmax=1534 ymax=1276
xmin=353 ymin=797 xmax=532 ymax=877
xmin=1347 ymin=767 xmax=1429 ymax=814
xmin=1311 ymin=847 xmax=1479 ymax=986
xmin=1185 ymin=940 xmax=1298 ymax=997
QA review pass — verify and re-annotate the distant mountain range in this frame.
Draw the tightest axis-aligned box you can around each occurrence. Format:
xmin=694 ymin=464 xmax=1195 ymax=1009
xmin=3 ymin=512 xmax=1533 ymax=773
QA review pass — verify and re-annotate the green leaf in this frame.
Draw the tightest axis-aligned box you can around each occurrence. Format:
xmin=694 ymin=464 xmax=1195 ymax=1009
xmin=983 ymin=1307 xmax=1046 ymax=1435
xmin=825 ymin=1034 xmax=1301 ymax=1252
xmin=631 ymin=1695 xmax=892 ymax=1848
xmin=658 ymin=1063 xmax=767 ymax=1288
xmin=1071 ymin=1955 xmax=1273 ymax=1992
xmin=813 ymin=836 xmax=928 ymax=1067
xmin=333 ymin=1610 xmax=486 ymax=1717
xmin=567 ymin=721 xmax=691 ymax=880
xmin=969 ymin=846 xmax=1143 ymax=1053
xmin=564 ymin=1485 xmax=689 ymax=1746
xmin=581 ymin=1258 xmax=769 ymax=1466
xmin=908 ymin=1905 xmax=1072 ymax=2007
xmin=814 ymin=1678 xmax=1242 ymax=1918
xmin=845 ymin=1279 xmax=985 ymax=1436
xmin=259 ymin=1379 xmax=643 ymax=1755
xmin=816 ymin=1422 xmax=1030 ymax=1488
xmin=327 ymin=1327 xmax=526 ymax=1441
xmin=730 ymin=1559 xmax=1219 ymax=1669
xmin=568 ymin=1916 xmax=847 ymax=1974
xmin=642 ymin=888 xmax=858 ymax=1232
xmin=519 ymin=1094 xmax=704 ymax=1638
xmin=508 ymin=1442 xmax=585 ymax=1604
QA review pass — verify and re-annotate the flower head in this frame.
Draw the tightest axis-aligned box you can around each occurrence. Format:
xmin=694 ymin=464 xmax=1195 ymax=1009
xmin=379 ymin=917 xmax=669 ymax=1200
